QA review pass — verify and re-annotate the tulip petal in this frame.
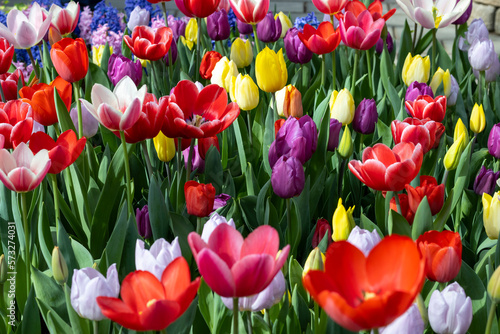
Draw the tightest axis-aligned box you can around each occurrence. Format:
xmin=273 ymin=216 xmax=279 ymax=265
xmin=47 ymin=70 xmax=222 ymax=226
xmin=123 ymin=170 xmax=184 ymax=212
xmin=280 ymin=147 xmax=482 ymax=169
xmin=208 ymin=223 xmax=244 ymax=267
xmin=91 ymin=84 xmax=119 ymax=111
xmin=231 ymin=254 xmax=274 ymax=297
xmin=138 ymin=299 xmax=181 ymax=331
xmin=97 ymin=104 xmax=123 ymax=131
xmin=97 ymin=297 xmax=143 ymax=331
xmin=196 ymin=248 xmax=236 ymax=297
xmin=120 ymin=271 xmax=166 ymax=314
xmin=414 ymin=7 xmax=435 ymax=29
xmin=119 ymin=97 xmax=142 ymax=131
xmin=359 ymin=159 xmax=388 ymax=191
xmin=240 ymin=225 xmax=280 ymax=258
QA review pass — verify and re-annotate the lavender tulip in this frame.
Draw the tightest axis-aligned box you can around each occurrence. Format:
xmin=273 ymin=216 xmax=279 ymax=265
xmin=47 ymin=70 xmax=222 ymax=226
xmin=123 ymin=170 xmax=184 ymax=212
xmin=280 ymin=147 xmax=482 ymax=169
xmin=468 ymin=38 xmax=497 ymax=72
xmin=428 ymin=282 xmax=472 ymax=334
xmin=352 ymin=98 xmax=378 ymax=134
xmin=458 ymin=18 xmax=488 ymax=51
xmin=207 ymin=9 xmax=231 ymax=41
xmin=70 ymin=105 xmax=99 ymax=138
xmin=375 ymin=31 xmax=393 ymax=54
xmin=127 ymin=6 xmax=150 ymax=32
xmin=284 ymin=27 xmax=313 ymax=64
xmin=327 ymin=118 xmax=342 ymax=152
xmin=347 ymin=226 xmax=382 ymax=256
xmin=474 ymin=166 xmax=500 ymax=196
xmin=201 ymin=212 xmax=235 ymax=242
xmin=474 ymin=55 xmax=500 ymax=82
xmin=136 ymin=205 xmax=152 ymax=239
xmin=452 ymin=0 xmax=472 ymax=25
xmin=405 ymin=81 xmax=434 ymax=102
xmin=237 ymin=18 xmax=254 ymax=35
xmin=70 ymin=264 xmax=120 ymax=321
xmin=447 ymin=74 xmax=459 ymax=106
xmin=108 ymin=54 xmax=143 ymax=86
xmin=488 ymin=123 xmax=500 ymax=159
xmin=135 ymin=238 xmax=182 ymax=281
xmin=271 ymin=156 xmax=305 ymax=199
xmin=183 ymin=144 xmax=205 ymax=172
xmin=257 ymin=12 xmax=282 ymax=43
xmin=164 ymin=39 xmax=178 ymax=66
xmin=378 ymin=304 xmax=424 ymax=334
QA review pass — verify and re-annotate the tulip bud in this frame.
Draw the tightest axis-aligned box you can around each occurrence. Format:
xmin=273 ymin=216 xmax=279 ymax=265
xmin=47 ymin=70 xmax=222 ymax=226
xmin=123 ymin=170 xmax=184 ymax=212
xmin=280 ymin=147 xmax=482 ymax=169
xmin=331 ymin=198 xmax=355 ymax=242
xmin=184 ymin=181 xmax=215 ymax=217
xmin=470 ymin=103 xmax=486 ymax=134
xmin=405 ymin=81 xmax=434 ymax=103
xmin=402 ymin=53 xmax=430 ymax=86
xmin=447 ymin=74 xmax=459 ymax=106
xmin=276 ymin=85 xmax=303 ymax=118
xmin=488 ymin=265 xmax=500 ymax=303
xmin=256 ymin=12 xmax=282 ymax=43
xmin=256 ymin=47 xmax=288 ymax=93
xmin=488 ymin=123 xmax=500 ymax=159
xmin=108 ymin=54 xmax=143 ymax=86
xmin=275 ymin=12 xmax=293 ymax=38
xmin=483 ymin=191 xmax=500 ymax=239
xmin=207 ymin=9 xmax=231 ymax=41
xmin=180 ymin=18 xmax=198 ymax=50
xmin=153 ymin=131 xmax=176 ymax=162
xmin=352 ymin=98 xmax=377 ymax=134
xmin=211 ymin=56 xmax=239 ymax=91
xmin=375 ymin=31 xmax=393 ymax=54
xmin=429 ymin=67 xmax=451 ymax=97
xmin=0 ymin=254 xmax=6 ymax=284
xmin=237 ymin=18 xmax=254 ymax=35
xmin=198 ymin=136 xmax=220 ymax=160
xmin=230 ymin=38 xmax=253 ymax=68
xmin=444 ymin=133 xmax=466 ymax=171
xmin=312 ymin=218 xmax=332 ymax=248
xmin=127 ymin=6 xmax=150 ymax=32
xmin=428 ymin=282 xmax=472 ymax=334
xmin=136 ymin=205 xmax=152 ymax=239
xmin=327 ymin=118 xmax=342 ymax=152
xmin=200 ymin=51 xmax=223 ymax=80
xmin=284 ymin=27 xmax=313 ymax=65
xmin=329 ymin=88 xmax=355 ymax=125
xmin=229 ymin=74 xmax=259 ymax=111
xmin=271 ymin=156 xmax=305 ymax=199
xmin=454 ymin=118 xmax=469 ymax=145
xmin=337 ymin=126 xmax=353 ymax=159
xmin=468 ymin=38 xmax=497 ymax=72
xmin=303 ymin=248 xmax=325 ymax=277
xmin=347 ymin=226 xmax=381 ymax=256
xmin=52 ymin=246 xmax=68 ymax=285
xmin=92 ymin=45 xmax=113 ymax=66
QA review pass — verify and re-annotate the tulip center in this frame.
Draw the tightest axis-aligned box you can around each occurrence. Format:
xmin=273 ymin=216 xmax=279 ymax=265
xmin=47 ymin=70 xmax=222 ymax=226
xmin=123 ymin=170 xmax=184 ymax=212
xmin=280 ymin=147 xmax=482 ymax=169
xmin=146 ymin=299 xmax=157 ymax=308
xmin=187 ymin=114 xmax=205 ymax=128
xmin=362 ymin=290 xmax=377 ymax=301
xmin=432 ymin=7 xmax=443 ymax=29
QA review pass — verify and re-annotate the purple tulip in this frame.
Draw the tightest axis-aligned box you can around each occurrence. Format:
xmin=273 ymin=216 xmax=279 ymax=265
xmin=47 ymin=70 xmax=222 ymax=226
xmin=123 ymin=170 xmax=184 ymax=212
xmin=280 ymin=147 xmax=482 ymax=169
xmin=213 ymin=193 xmax=231 ymax=211
xmin=256 ymin=12 xmax=282 ymax=43
xmin=237 ymin=18 xmax=253 ymax=35
xmin=327 ymin=118 xmax=342 ymax=151
xmin=170 ymin=19 xmax=187 ymax=41
xmin=458 ymin=18 xmax=489 ymax=51
xmin=453 ymin=0 xmax=473 ymax=25
xmin=207 ymin=9 xmax=231 ymax=41
xmin=352 ymin=98 xmax=378 ymax=134
xmin=473 ymin=166 xmax=500 ymax=196
xmin=164 ymin=39 xmax=178 ymax=66
xmin=375 ymin=31 xmax=393 ymax=54
xmin=405 ymin=81 xmax=434 ymax=102
xmin=284 ymin=27 xmax=313 ymax=64
xmin=488 ymin=123 xmax=500 ymax=159
xmin=183 ymin=144 xmax=205 ymax=172
xmin=136 ymin=205 xmax=152 ymax=239
xmin=271 ymin=156 xmax=305 ymax=198
xmin=107 ymin=54 xmax=143 ymax=86
xmin=447 ymin=74 xmax=459 ymax=106
xmin=468 ymin=38 xmax=497 ymax=72
xmin=269 ymin=115 xmax=318 ymax=168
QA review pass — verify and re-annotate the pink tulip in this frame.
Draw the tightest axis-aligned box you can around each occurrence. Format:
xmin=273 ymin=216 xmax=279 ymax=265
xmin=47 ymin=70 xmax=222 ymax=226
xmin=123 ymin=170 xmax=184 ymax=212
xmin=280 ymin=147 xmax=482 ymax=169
xmin=229 ymin=0 xmax=269 ymax=24
xmin=46 ymin=1 xmax=80 ymax=36
xmin=188 ymin=224 xmax=290 ymax=297
xmin=339 ymin=10 xmax=385 ymax=50
xmin=0 ymin=142 xmax=51 ymax=193
xmin=80 ymin=76 xmax=146 ymax=132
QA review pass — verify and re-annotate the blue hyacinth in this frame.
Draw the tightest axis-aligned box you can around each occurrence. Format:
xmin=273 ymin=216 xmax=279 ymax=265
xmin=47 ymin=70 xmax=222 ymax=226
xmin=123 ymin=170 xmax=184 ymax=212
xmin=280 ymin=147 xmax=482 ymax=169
xmin=15 ymin=44 xmax=47 ymax=66
xmin=91 ymin=1 xmax=123 ymax=34
xmin=0 ymin=11 xmax=6 ymax=26
xmin=294 ymin=12 xmax=320 ymax=31
xmin=228 ymin=8 xmax=237 ymax=31
xmin=32 ymin=0 xmax=62 ymax=8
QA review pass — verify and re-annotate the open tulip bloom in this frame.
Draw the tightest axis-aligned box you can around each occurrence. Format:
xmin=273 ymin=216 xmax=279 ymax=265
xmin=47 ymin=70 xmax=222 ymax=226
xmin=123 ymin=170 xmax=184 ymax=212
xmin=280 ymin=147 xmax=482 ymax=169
xmin=396 ymin=0 xmax=472 ymax=29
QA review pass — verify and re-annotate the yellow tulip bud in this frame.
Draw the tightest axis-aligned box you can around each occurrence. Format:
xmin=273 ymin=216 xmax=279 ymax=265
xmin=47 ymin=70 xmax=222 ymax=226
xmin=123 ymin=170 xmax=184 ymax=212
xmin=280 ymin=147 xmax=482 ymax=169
xmin=329 ymin=89 xmax=355 ymax=125
xmin=52 ymin=246 xmax=68 ymax=285
xmin=444 ymin=133 xmax=466 ymax=171
xmin=153 ymin=132 xmax=176 ymax=162
xmin=470 ymin=103 xmax=486 ymax=134
xmin=229 ymin=74 xmax=259 ymax=111
xmin=483 ymin=191 xmax=500 ymax=239
xmin=92 ymin=45 xmax=113 ymax=66
xmin=303 ymin=247 xmax=325 ymax=278
xmin=402 ymin=53 xmax=431 ymax=86
xmin=180 ymin=18 xmax=198 ymax=50
xmin=429 ymin=67 xmax=451 ymax=96
xmin=211 ymin=56 xmax=239 ymax=91
xmin=275 ymin=84 xmax=303 ymax=118
xmin=230 ymin=38 xmax=253 ymax=68
xmin=332 ymin=198 xmax=355 ymax=242
xmin=275 ymin=12 xmax=293 ymax=38
xmin=488 ymin=265 xmax=500 ymax=302
xmin=255 ymin=47 xmax=288 ymax=93
xmin=454 ymin=118 xmax=469 ymax=144
xmin=338 ymin=125 xmax=353 ymax=159
xmin=0 ymin=254 xmax=6 ymax=284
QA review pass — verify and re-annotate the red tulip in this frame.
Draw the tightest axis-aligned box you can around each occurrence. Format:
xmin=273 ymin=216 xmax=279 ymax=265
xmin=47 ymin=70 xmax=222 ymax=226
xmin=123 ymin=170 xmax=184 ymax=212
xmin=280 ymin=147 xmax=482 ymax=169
xmin=348 ymin=142 xmax=423 ymax=192
xmin=405 ymin=95 xmax=447 ymax=122
xmin=188 ymin=224 xmax=290 ymax=297
xmin=391 ymin=117 xmax=445 ymax=154
xmin=298 ymin=22 xmax=341 ymax=55
xmin=0 ymin=70 xmax=24 ymax=101
xmin=0 ymin=38 xmax=14 ymax=75
xmin=229 ymin=0 xmax=269 ymax=24
xmin=19 ymin=76 xmax=72 ymax=126
xmin=303 ymin=235 xmax=425 ymax=332
xmin=311 ymin=0 xmax=348 ymax=15
xmin=0 ymin=100 xmax=33 ymax=149
xmin=97 ymin=257 xmax=200 ymax=331
xmin=183 ymin=0 xmax=221 ymax=18
xmin=345 ymin=0 xmax=396 ymax=22
xmin=417 ymin=230 xmax=462 ymax=283
xmin=124 ymin=26 xmax=173 ymax=61
xmin=339 ymin=10 xmax=385 ymax=50
xmin=389 ymin=193 xmax=415 ymax=225
xmin=198 ymin=136 xmax=219 ymax=159
xmin=200 ymin=51 xmax=223 ymax=80
xmin=50 ymin=38 xmax=89 ymax=83
xmin=184 ymin=180 xmax=216 ymax=217
xmin=29 ymin=130 xmax=86 ymax=174
xmin=312 ymin=218 xmax=332 ymax=248
xmin=162 ymin=80 xmax=240 ymax=139
xmin=405 ymin=175 xmax=445 ymax=215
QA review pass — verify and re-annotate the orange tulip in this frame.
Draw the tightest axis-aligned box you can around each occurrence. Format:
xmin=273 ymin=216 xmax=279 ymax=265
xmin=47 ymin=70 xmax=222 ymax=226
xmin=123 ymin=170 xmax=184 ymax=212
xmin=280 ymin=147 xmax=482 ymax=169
xmin=303 ymin=235 xmax=425 ymax=332
xmin=19 ymin=76 xmax=72 ymax=126
xmin=50 ymin=37 xmax=89 ymax=83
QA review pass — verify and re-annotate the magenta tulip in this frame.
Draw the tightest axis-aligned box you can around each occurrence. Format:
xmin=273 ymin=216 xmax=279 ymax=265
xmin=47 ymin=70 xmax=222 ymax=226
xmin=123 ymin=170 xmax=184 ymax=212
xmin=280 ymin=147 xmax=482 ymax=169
xmin=339 ymin=10 xmax=385 ymax=50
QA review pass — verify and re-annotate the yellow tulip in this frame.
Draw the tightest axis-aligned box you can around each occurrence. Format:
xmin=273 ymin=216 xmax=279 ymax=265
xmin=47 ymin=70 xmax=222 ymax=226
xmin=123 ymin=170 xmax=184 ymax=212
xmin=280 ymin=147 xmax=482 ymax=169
xmin=302 ymin=247 xmax=325 ymax=278
xmin=444 ymin=133 xmax=466 ymax=171
xmin=454 ymin=118 xmax=469 ymax=144
xmin=470 ymin=103 xmax=485 ymax=134
xmin=92 ymin=45 xmax=113 ymax=66
xmin=153 ymin=132 xmax=176 ymax=162
xmin=429 ymin=67 xmax=451 ymax=96
xmin=488 ymin=264 xmax=500 ymax=302
xmin=275 ymin=12 xmax=293 ymax=38
xmin=210 ymin=56 xmax=239 ymax=91
xmin=483 ymin=191 xmax=500 ymax=239
xmin=180 ymin=18 xmax=198 ymax=50
xmin=255 ymin=47 xmax=287 ymax=93
xmin=338 ymin=125 xmax=353 ymax=159
xmin=230 ymin=38 xmax=253 ymax=68
xmin=330 ymin=89 xmax=355 ymax=125
xmin=229 ymin=74 xmax=259 ymax=111
xmin=331 ymin=198 xmax=355 ymax=242
xmin=402 ymin=53 xmax=431 ymax=86
xmin=275 ymin=84 xmax=303 ymax=118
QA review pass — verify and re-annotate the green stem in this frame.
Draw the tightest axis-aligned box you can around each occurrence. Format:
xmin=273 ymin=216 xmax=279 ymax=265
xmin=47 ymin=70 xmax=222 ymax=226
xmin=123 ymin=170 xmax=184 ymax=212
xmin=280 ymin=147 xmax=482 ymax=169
xmin=394 ymin=191 xmax=402 ymax=215
xmin=73 ymin=81 xmax=83 ymax=139
xmin=265 ymin=310 xmax=272 ymax=334
xmin=286 ymin=198 xmax=292 ymax=255
xmin=141 ymin=141 xmax=154 ymax=179
xmin=442 ymin=168 xmax=449 ymax=186
xmin=412 ymin=22 xmax=418 ymax=53
xmin=247 ymin=110 xmax=253 ymax=146
xmin=233 ymin=297 xmax=239 ymax=334
xmin=431 ymin=28 xmax=437 ymax=75
xmin=337 ymin=158 xmax=347 ymax=197
xmin=0 ymin=81 xmax=5 ymax=102
xmin=160 ymin=5 xmax=175 ymax=86
xmin=439 ymin=282 xmax=447 ymax=291
xmin=21 ymin=192 xmax=30 ymax=294
xmin=350 ymin=50 xmax=360 ymax=95
xmin=51 ymin=174 xmax=60 ymax=235
xmin=165 ymin=161 xmax=171 ymax=189
xmin=186 ymin=138 xmax=195 ymax=183
xmin=372 ymin=329 xmax=379 ymax=334
xmin=120 ymin=131 xmax=134 ymax=218
xmin=196 ymin=17 xmax=202 ymax=81
xmin=196 ymin=217 xmax=203 ymax=235
xmin=321 ymin=54 xmax=326 ymax=87
xmin=27 ymin=48 xmax=39 ymax=81
xmin=471 ymin=133 xmax=478 ymax=159
xmin=252 ymin=24 xmax=261 ymax=54
xmin=160 ymin=329 xmax=168 ymax=334
xmin=93 ymin=320 xmax=99 ymax=334
xmin=359 ymin=133 xmax=364 ymax=153
xmin=331 ymin=50 xmax=336 ymax=92
xmin=218 ymin=40 xmax=226 ymax=57
xmin=486 ymin=301 xmax=497 ymax=334
xmin=479 ymin=70 xmax=485 ymax=102
xmin=366 ymin=50 xmax=373 ymax=97
xmin=246 ymin=312 xmax=253 ymax=334
xmin=272 ymin=94 xmax=278 ymax=124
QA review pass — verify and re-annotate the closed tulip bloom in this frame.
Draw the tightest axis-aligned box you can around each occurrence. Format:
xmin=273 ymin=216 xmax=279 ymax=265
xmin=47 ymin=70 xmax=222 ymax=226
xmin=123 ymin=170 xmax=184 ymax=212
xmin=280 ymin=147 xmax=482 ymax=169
xmin=0 ymin=38 xmax=14 ymax=75
xmin=170 ymin=19 xmax=187 ymax=41
xmin=405 ymin=81 xmax=434 ymax=102
xmin=468 ymin=38 xmax=497 ymax=72
xmin=488 ymin=265 xmax=500 ymax=302
xmin=347 ymin=226 xmax=381 ymax=256
xmin=69 ymin=105 xmax=99 ymax=138
xmin=339 ymin=10 xmax=385 ymax=50
xmin=275 ymin=12 xmax=293 ymax=38
xmin=474 ymin=55 xmax=500 ymax=83
xmin=470 ymin=103 xmax=486 ymax=134
xmin=312 ymin=218 xmax=332 ymax=248
xmin=127 ymin=6 xmax=150 ymax=32
xmin=50 ymin=38 xmax=89 ymax=83
xmin=353 ymin=98 xmax=377 ymax=134
xmin=396 ymin=0 xmax=472 ymax=29
xmin=198 ymin=136 xmax=219 ymax=160
xmin=378 ymin=304 xmax=425 ymax=334
xmin=330 ymin=88 xmax=355 ymax=125
xmin=275 ymin=84 xmax=303 ymax=118
xmin=444 ymin=134 xmax=466 ymax=171
xmin=181 ymin=18 xmax=198 ymax=50
xmin=483 ymin=191 xmax=500 ymax=239
xmin=312 ymin=0 xmax=348 ymax=15
xmin=108 ymin=54 xmax=143 ymax=87
xmin=207 ymin=9 xmax=231 ymax=41
xmin=201 ymin=212 xmax=236 ymax=242
xmin=271 ymin=156 xmax=305 ymax=198
xmin=428 ymin=282 xmax=472 ymax=334
xmin=135 ymin=238 xmax=182 ymax=281
xmin=489 ymin=123 xmax=500 ymax=158
xmin=391 ymin=118 xmax=445 ymax=154
xmin=402 ymin=53 xmax=431 ymax=86
xmin=188 ymin=223 xmax=290 ymax=297
xmin=255 ymin=47 xmax=288 ymax=93
xmin=153 ymin=131 xmax=176 ymax=162
xmin=230 ymin=0 xmax=270 ymax=24
xmin=338 ymin=125 xmax=353 ymax=159
xmin=298 ymin=22 xmax=341 ymax=55
xmin=454 ymin=118 xmax=469 ymax=145
xmin=182 ymin=0 xmax=221 ymax=18
xmin=136 ymin=205 xmax=152 ymax=239
xmin=303 ymin=248 xmax=325 ymax=277
xmin=405 ymin=95 xmax=447 ymax=122
xmin=47 ymin=1 xmax=80 ymax=36
xmin=474 ymin=166 xmax=500 ymax=196
xmin=327 ymin=118 xmax=343 ymax=151
xmin=51 ymin=246 xmax=68 ymax=285
xmin=230 ymin=38 xmax=253 ymax=68
xmin=125 ymin=26 xmax=173 ymax=61
xmin=237 ymin=19 xmax=254 ymax=34
xmin=229 ymin=74 xmax=259 ymax=111
xmin=0 ymin=70 xmax=24 ymax=101
xmin=375 ymin=31 xmax=393 ymax=54
xmin=332 ymin=198 xmax=355 ymax=241
xmin=429 ymin=67 xmax=451 ymax=96
xmin=257 ymin=12 xmax=282 ymax=43
xmin=211 ymin=56 xmax=239 ymax=90
xmin=184 ymin=181 xmax=216 ymax=217
xmin=284 ymin=28 xmax=313 ymax=64
xmin=200 ymin=51 xmax=223 ymax=80
xmin=71 ymin=264 xmax=120 ymax=321
xmin=0 ymin=100 xmax=33 ymax=149
xmin=447 ymin=74 xmax=459 ymax=106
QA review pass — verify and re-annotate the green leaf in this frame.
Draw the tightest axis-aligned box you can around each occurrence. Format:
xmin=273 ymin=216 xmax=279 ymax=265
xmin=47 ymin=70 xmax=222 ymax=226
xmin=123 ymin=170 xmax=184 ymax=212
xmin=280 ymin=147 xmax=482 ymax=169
xmin=148 ymin=175 xmax=170 ymax=240
xmin=411 ymin=196 xmax=433 ymax=239
xmin=204 ymin=146 xmax=223 ymax=194
xmin=64 ymin=284 xmax=90 ymax=334
xmin=71 ymin=239 xmax=94 ymax=269
xmin=388 ymin=210 xmax=411 ymax=237
xmin=171 ymin=213 xmax=195 ymax=263
xmin=100 ymin=42 xmax=111 ymax=74
xmin=167 ymin=297 xmax=199 ymax=334
xmin=22 ymin=288 xmax=41 ymax=334
xmin=289 ymin=258 xmax=308 ymax=303
xmin=31 ymin=268 xmax=67 ymax=321
xmin=54 ymin=89 xmax=77 ymax=134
